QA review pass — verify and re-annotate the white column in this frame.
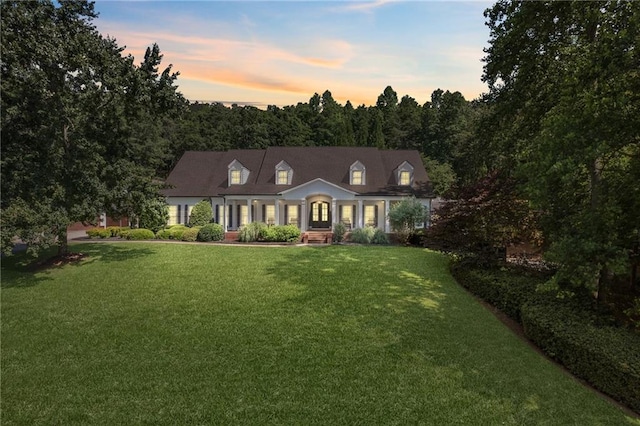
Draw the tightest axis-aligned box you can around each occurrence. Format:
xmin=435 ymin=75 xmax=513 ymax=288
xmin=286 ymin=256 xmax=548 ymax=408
xmin=300 ymin=200 xmax=307 ymax=230
xmin=223 ymin=199 xmax=228 ymax=232
xmin=357 ymin=199 xmax=363 ymax=228
xmin=247 ymin=198 xmax=253 ymax=223
xmin=331 ymin=199 xmax=337 ymax=229
xmin=275 ymin=200 xmax=280 ymax=225
xmin=384 ymin=199 xmax=390 ymax=232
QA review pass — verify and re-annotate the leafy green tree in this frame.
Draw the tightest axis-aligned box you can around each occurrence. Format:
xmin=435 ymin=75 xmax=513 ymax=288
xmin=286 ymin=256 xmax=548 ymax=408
xmin=421 ymin=155 xmax=456 ymax=197
xmin=483 ymin=1 xmax=640 ymax=296
xmin=137 ymin=196 xmax=169 ymax=233
xmin=388 ymin=197 xmax=427 ymax=244
xmin=0 ymin=0 xmax=184 ymax=256
xmin=189 ymin=200 xmax=213 ymax=227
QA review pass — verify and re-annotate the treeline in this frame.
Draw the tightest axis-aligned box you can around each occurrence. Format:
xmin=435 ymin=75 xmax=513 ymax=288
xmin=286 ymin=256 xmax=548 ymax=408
xmin=164 ymin=87 xmax=485 ymax=194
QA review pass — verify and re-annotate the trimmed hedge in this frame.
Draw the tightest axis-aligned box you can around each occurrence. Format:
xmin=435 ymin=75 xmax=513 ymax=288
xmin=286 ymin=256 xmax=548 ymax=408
xmin=180 ymin=227 xmax=200 ymax=242
xmin=522 ymin=301 xmax=640 ymax=412
xmin=125 ymin=228 xmax=155 ymax=240
xmin=106 ymin=226 xmax=129 ymax=238
xmin=452 ymin=261 xmax=640 ymax=413
xmin=86 ymin=228 xmax=111 ymax=239
xmin=451 ymin=264 xmax=541 ymax=322
xmin=197 ymin=223 xmax=224 ymax=242
xmin=155 ymin=229 xmax=172 ymax=240
xmin=262 ymin=225 xmax=301 ymax=243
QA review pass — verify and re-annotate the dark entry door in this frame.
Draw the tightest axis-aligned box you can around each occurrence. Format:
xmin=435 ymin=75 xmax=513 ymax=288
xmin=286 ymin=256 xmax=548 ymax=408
xmin=309 ymin=201 xmax=331 ymax=229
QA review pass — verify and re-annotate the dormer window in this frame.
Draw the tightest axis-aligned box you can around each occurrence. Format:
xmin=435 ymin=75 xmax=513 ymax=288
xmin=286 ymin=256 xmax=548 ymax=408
xmin=228 ymin=159 xmax=249 ymax=186
xmin=230 ymin=170 xmax=242 ymax=185
xmin=277 ymin=170 xmax=289 ymax=185
xmin=352 ymin=170 xmax=363 ymax=185
xmin=275 ymin=160 xmax=293 ymax=185
xmin=350 ymin=161 xmax=366 ymax=185
xmin=399 ymin=171 xmax=410 ymax=185
xmin=396 ymin=161 xmax=414 ymax=186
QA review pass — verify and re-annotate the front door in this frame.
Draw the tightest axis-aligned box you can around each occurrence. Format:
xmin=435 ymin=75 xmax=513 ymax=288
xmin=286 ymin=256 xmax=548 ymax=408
xmin=309 ymin=201 xmax=331 ymax=229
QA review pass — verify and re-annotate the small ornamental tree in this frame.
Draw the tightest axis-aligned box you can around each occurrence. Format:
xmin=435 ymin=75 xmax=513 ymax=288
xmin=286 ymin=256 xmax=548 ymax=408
xmin=137 ymin=196 xmax=169 ymax=233
xmin=427 ymin=171 xmax=540 ymax=261
xmin=388 ymin=197 xmax=427 ymax=245
xmin=189 ymin=200 xmax=212 ymax=227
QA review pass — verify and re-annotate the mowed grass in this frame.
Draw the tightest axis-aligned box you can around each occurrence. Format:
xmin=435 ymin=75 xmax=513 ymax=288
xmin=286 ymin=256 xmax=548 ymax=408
xmin=1 ymin=243 xmax=637 ymax=425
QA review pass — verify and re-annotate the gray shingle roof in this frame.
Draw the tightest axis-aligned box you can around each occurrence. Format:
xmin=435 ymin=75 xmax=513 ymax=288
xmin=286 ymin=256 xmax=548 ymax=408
xmin=162 ymin=147 xmax=433 ymax=198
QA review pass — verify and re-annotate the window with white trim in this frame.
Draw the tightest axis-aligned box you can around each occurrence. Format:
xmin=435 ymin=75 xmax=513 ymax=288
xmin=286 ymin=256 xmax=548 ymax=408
xmin=265 ymin=205 xmax=275 ymax=224
xmin=277 ymin=170 xmax=288 ymax=185
xmin=364 ymin=205 xmax=376 ymax=227
xmin=399 ymin=171 xmax=410 ymax=185
xmin=230 ymin=170 xmax=241 ymax=185
xmin=275 ymin=160 xmax=293 ymax=185
xmin=341 ymin=205 xmax=352 ymax=224
xmin=350 ymin=161 xmax=366 ymax=185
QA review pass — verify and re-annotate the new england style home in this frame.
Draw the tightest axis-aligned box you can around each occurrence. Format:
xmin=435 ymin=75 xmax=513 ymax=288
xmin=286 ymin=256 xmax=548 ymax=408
xmin=162 ymin=147 xmax=434 ymax=235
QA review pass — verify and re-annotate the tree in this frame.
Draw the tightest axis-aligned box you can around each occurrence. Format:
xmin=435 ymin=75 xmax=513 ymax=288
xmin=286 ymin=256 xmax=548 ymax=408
xmin=421 ymin=155 xmax=456 ymax=197
xmin=427 ymin=171 xmax=540 ymax=262
xmin=483 ymin=1 xmax=640 ymax=296
xmin=388 ymin=197 xmax=427 ymax=245
xmin=189 ymin=200 xmax=213 ymax=227
xmin=0 ymin=0 xmax=185 ymax=256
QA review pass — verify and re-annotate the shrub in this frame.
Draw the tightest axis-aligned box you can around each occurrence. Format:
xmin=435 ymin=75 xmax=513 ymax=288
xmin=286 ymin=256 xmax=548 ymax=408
xmin=86 ymin=228 xmax=111 ymax=239
xmin=522 ymin=300 xmax=640 ymax=412
xmin=451 ymin=262 xmax=542 ymax=322
xmin=125 ymin=228 xmax=155 ymax=240
xmin=262 ymin=225 xmax=301 ymax=243
xmin=167 ymin=225 xmax=189 ymax=240
xmin=371 ymin=228 xmax=390 ymax=245
xmin=155 ymin=229 xmax=171 ymax=240
xmin=388 ymin=197 xmax=427 ymax=245
xmin=349 ymin=227 xmax=375 ymax=244
xmin=197 ymin=223 xmax=225 ymax=242
xmin=239 ymin=222 xmax=267 ymax=243
xmin=181 ymin=227 xmax=200 ymax=242
xmin=138 ymin=197 xmax=169 ymax=233
xmin=189 ymin=200 xmax=213 ymax=227
xmin=333 ymin=222 xmax=347 ymax=243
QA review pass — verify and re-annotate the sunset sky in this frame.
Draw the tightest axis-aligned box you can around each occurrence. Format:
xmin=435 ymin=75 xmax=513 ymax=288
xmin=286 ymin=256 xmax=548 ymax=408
xmin=94 ymin=0 xmax=493 ymax=108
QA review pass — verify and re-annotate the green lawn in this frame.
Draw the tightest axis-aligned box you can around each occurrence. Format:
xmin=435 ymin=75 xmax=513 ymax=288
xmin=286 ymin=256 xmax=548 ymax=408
xmin=2 ymin=243 xmax=637 ymax=425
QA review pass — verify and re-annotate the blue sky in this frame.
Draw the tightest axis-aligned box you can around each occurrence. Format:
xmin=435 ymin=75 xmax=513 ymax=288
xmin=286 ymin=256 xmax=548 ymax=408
xmin=94 ymin=1 xmax=493 ymax=107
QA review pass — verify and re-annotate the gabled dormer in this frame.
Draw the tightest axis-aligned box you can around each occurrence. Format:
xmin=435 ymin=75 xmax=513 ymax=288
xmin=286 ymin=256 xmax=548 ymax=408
xmin=395 ymin=161 xmax=414 ymax=186
xmin=275 ymin=160 xmax=293 ymax=185
xmin=349 ymin=160 xmax=366 ymax=185
xmin=228 ymin=159 xmax=249 ymax=186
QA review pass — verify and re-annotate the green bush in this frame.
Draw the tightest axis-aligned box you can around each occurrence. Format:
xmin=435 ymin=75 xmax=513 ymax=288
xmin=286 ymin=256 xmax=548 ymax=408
xmin=333 ymin=222 xmax=347 ymax=243
xmin=167 ymin=225 xmax=189 ymax=240
xmin=262 ymin=225 xmax=301 ymax=243
xmin=239 ymin=222 xmax=267 ymax=243
xmin=125 ymin=228 xmax=155 ymax=240
xmin=522 ymin=300 xmax=640 ymax=412
xmin=155 ymin=229 xmax=171 ymax=240
xmin=371 ymin=228 xmax=390 ymax=245
xmin=189 ymin=200 xmax=213 ymax=227
xmin=349 ymin=227 xmax=375 ymax=244
xmin=451 ymin=262 xmax=541 ymax=322
xmin=181 ymin=227 xmax=200 ymax=242
xmin=197 ymin=223 xmax=224 ymax=242
xmin=106 ymin=226 xmax=130 ymax=238
xmin=388 ymin=197 xmax=427 ymax=244
xmin=86 ymin=228 xmax=111 ymax=239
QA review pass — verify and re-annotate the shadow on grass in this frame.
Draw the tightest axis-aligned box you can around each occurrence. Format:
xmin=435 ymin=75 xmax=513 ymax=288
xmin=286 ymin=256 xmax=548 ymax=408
xmin=1 ymin=243 xmax=157 ymax=289
xmin=263 ymin=245 xmax=637 ymax=423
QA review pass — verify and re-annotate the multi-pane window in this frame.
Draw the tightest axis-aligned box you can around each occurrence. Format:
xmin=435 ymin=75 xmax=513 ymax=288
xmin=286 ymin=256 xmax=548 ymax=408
xmin=288 ymin=205 xmax=298 ymax=225
xmin=277 ymin=170 xmax=288 ymax=185
xmin=364 ymin=205 xmax=376 ymax=227
xmin=342 ymin=205 xmax=352 ymax=224
xmin=399 ymin=171 xmax=411 ymax=185
xmin=230 ymin=170 xmax=241 ymax=185
xmin=239 ymin=205 xmax=248 ymax=227
xmin=352 ymin=170 xmax=363 ymax=185
xmin=265 ymin=205 xmax=275 ymax=224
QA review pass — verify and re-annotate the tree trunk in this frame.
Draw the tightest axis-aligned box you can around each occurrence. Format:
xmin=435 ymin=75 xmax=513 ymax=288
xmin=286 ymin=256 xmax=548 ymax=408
xmin=57 ymin=227 xmax=69 ymax=256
